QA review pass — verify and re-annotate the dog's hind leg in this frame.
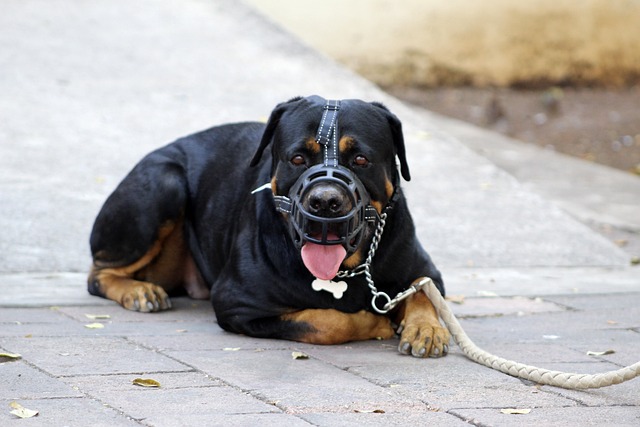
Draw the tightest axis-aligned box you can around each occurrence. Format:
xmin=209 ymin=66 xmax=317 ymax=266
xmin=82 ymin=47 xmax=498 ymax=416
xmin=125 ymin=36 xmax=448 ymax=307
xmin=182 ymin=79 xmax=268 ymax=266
xmin=88 ymin=219 xmax=179 ymax=312
xmin=87 ymin=157 xmax=198 ymax=312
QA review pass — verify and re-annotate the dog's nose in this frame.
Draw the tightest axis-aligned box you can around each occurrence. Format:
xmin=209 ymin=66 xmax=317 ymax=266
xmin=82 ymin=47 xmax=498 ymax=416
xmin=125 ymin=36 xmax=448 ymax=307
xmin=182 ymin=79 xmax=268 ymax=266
xmin=305 ymin=184 xmax=352 ymax=217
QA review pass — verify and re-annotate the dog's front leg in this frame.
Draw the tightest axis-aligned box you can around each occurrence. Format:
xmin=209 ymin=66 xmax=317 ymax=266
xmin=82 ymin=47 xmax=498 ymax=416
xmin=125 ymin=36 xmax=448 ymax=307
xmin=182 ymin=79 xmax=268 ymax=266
xmin=282 ymin=309 xmax=395 ymax=345
xmin=395 ymin=278 xmax=450 ymax=358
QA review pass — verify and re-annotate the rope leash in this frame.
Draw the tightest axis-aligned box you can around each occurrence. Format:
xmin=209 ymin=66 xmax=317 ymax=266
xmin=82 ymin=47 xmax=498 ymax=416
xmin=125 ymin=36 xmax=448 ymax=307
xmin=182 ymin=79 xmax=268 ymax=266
xmin=417 ymin=278 xmax=640 ymax=389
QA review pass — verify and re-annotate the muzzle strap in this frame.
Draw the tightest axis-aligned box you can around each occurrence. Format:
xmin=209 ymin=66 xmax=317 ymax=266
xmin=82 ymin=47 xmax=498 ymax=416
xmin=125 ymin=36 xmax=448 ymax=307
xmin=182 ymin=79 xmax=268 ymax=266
xmin=315 ymin=100 xmax=341 ymax=167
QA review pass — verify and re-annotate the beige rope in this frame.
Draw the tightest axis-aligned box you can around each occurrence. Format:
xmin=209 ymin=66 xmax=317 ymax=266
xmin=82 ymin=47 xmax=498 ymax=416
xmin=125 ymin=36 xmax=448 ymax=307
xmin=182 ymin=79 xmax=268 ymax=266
xmin=421 ymin=279 xmax=640 ymax=389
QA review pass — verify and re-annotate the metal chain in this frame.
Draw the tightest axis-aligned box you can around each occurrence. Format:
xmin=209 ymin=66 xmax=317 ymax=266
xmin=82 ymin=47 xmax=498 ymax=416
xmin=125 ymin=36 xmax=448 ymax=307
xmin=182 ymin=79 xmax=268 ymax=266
xmin=336 ymin=212 xmax=423 ymax=314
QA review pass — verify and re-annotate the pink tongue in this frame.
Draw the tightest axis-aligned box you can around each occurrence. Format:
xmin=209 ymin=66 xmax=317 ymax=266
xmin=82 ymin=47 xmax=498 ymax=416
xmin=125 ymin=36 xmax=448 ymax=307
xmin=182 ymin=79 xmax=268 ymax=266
xmin=301 ymin=235 xmax=347 ymax=280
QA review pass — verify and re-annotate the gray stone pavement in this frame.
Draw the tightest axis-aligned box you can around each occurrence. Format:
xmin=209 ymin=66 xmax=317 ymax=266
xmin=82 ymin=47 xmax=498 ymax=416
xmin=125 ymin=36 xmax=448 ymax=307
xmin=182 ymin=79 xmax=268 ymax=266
xmin=1 ymin=0 xmax=638 ymax=425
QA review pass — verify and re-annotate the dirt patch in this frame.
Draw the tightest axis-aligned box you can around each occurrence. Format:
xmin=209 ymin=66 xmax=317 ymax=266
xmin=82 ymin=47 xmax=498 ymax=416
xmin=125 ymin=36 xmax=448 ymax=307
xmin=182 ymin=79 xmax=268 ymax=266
xmin=387 ymin=85 xmax=640 ymax=175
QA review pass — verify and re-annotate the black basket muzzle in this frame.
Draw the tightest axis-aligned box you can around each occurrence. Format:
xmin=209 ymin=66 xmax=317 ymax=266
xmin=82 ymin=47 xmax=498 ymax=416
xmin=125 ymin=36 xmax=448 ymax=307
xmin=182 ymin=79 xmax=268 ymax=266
xmin=274 ymin=164 xmax=379 ymax=255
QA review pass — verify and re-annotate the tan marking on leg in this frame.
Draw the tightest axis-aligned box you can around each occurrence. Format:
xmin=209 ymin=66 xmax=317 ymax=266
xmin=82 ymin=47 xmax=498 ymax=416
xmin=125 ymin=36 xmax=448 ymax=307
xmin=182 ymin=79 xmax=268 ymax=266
xmin=271 ymin=176 xmax=277 ymax=194
xmin=395 ymin=278 xmax=450 ymax=358
xmin=90 ymin=270 xmax=171 ymax=312
xmin=282 ymin=309 xmax=394 ymax=345
xmin=89 ymin=219 xmax=206 ymax=312
xmin=135 ymin=219 xmax=188 ymax=291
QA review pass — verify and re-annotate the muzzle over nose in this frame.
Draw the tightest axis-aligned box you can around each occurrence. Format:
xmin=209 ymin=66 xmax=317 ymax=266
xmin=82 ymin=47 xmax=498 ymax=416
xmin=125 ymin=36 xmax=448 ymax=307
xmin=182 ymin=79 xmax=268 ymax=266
xmin=304 ymin=183 xmax=353 ymax=218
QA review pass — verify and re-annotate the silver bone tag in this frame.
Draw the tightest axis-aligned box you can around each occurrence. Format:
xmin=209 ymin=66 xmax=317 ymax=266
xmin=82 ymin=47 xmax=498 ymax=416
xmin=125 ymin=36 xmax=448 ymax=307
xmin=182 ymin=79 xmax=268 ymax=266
xmin=311 ymin=279 xmax=348 ymax=299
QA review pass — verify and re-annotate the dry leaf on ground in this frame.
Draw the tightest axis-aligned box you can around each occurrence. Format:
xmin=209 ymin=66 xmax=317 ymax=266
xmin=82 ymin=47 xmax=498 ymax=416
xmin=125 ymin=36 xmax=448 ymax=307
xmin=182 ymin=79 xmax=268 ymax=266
xmin=132 ymin=378 xmax=161 ymax=388
xmin=500 ymin=408 xmax=531 ymax=415
xmin=84 ymin=323 xmax=105 ymax=329
xmin=445 ymin=294 xmax=465 ymax=304
xmin=85 ymin=314 xmax=111 ymax=320
xmin=0 ymin=352 xmax=22 ymax=361
xmin=291 ymin=351 xmax=309 ymax=360
xmin=9 ymin=402 xmax=39 ymax=418
xmin=477 ymin=291 xmax=499 ymax=297
xmin=587 ymin=349 xmax=615 ymax=356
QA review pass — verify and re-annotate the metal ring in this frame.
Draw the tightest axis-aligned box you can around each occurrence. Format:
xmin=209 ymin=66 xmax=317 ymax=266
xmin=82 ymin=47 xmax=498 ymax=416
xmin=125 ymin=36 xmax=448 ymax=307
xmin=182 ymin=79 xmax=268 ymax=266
xmin=371 ymin=292 xmax=392 ymax=314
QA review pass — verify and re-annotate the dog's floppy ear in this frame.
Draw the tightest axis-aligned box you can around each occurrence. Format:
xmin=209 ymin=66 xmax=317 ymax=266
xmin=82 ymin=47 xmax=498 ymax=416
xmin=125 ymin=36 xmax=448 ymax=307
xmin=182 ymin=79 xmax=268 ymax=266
xmin=372 ymin=102 xmax=411 ymax=181
xmin=250 ymin=97 xmax=303 ymax=167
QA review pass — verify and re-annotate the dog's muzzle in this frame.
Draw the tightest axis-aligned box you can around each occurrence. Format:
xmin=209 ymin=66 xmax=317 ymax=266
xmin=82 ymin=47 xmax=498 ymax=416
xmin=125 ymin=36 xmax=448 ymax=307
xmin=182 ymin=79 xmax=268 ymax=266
xmin=273 ymin=164 xmax=379 ymax=255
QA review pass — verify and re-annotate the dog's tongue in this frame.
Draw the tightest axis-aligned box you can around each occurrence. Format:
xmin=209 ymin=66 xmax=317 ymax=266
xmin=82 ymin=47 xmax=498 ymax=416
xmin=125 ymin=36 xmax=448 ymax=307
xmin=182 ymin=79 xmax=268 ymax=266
xmin=301 ymin=235 xmax=347 ymax=280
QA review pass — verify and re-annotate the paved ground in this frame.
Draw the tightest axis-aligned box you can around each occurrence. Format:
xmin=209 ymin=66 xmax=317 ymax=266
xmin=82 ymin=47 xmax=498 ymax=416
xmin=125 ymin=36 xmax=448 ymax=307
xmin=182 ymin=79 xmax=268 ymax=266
xmin=1 ymin=0 xmax=638 ymax=425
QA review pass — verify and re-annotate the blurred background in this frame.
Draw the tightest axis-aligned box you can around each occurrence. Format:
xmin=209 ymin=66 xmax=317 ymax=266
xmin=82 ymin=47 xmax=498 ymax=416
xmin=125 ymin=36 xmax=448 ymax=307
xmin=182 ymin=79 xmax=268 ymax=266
xmin=248 ymin=0 xmax=640 ymax=175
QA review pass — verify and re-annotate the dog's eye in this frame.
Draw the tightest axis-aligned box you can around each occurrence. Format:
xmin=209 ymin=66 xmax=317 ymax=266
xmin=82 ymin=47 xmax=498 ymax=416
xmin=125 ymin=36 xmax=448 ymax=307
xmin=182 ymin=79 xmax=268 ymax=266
xmin=353 ymin=155 xmax=369 ymax=167
xmin=290 ymin=155 xmax=305 ymax=166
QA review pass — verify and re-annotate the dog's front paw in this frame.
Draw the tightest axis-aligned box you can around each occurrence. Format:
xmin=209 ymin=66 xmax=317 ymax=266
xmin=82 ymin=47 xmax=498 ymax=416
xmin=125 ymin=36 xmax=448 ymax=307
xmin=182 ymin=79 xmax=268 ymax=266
xmin=121 ymin=282 xmax=172 ymax=312
xmin=395 ymin=289 xmax=450 ymax=358
xmin=397 ymin=320 xmax=450 ymax=358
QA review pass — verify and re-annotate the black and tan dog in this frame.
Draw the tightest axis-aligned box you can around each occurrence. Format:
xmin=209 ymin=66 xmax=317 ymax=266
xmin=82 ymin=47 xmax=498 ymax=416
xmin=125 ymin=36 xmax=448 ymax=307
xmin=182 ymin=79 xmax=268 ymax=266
xmin=88 ymin=95 xmax=449 ymax=357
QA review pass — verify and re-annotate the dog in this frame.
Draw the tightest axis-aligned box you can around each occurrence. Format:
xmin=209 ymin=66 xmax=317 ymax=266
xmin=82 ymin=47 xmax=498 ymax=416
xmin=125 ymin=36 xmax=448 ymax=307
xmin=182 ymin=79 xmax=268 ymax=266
xmin=88 ymin=95 xmax=450 ymax=358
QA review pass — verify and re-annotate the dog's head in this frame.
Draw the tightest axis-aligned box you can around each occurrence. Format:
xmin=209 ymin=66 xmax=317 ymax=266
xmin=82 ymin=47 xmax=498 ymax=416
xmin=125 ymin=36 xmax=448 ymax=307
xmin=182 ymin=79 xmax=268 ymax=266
xmin=250 ymin=95 xmax=410 ymax=280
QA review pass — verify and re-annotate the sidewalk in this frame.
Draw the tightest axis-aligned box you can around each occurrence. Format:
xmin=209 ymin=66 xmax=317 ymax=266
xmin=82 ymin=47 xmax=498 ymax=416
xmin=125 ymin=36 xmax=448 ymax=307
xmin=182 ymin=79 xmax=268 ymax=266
xmin=1 ymin=0 xmax=638 ymax=425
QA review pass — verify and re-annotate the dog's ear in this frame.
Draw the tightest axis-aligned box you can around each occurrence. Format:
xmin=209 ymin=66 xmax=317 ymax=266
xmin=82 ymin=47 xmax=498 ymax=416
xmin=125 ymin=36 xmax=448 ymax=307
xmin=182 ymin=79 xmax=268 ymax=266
xmin=250 ymin=97 xmax=303 ymax=167
xmin=372 ymin=102 xmax=411 ymax=181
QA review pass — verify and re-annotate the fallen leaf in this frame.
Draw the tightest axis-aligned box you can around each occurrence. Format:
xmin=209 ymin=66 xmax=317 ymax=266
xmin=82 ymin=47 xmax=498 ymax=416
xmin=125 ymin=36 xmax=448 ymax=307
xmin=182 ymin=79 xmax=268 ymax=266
xmin=222 ymin=347 xmax=241 ymax=351
xmin=415 ymin=130 xmax=431 ymax=140
xmin=291 ymin=351 xmax=309 ymax=360
xmin=587 ymin=349 xmax=615 ymax=356
xmin=0 ymin=352 xmax=22 ymax=361
xmin=85 ymin=314 xmax=111 ymax=320
xmin=479 ymin=182 xmax=492 ymax=190
xmin=9 ymin=402 xmax=39 ymax=418
xmin=132 ymin=378 xmax=161 ymax=388
xmin=354 ymin=408 xmax=385 ymax=413
xmin=446 ymin=294 xmax=465 ymax=304
xmin=477 ymin=290 xmax=499 ymax=297
xmin=500 ymin=408 xmax=531 ymax=415
xmin=84 ymin=323 xmax=105 ymax=329
xmin=542 ymin=335 xmax=560 ymax=340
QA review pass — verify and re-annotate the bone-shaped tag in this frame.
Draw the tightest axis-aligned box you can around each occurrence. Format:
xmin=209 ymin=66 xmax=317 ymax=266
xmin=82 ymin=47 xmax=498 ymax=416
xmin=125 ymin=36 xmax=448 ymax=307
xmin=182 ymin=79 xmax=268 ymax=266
xmin=311 ymin=279 xmax=348 ymax=299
